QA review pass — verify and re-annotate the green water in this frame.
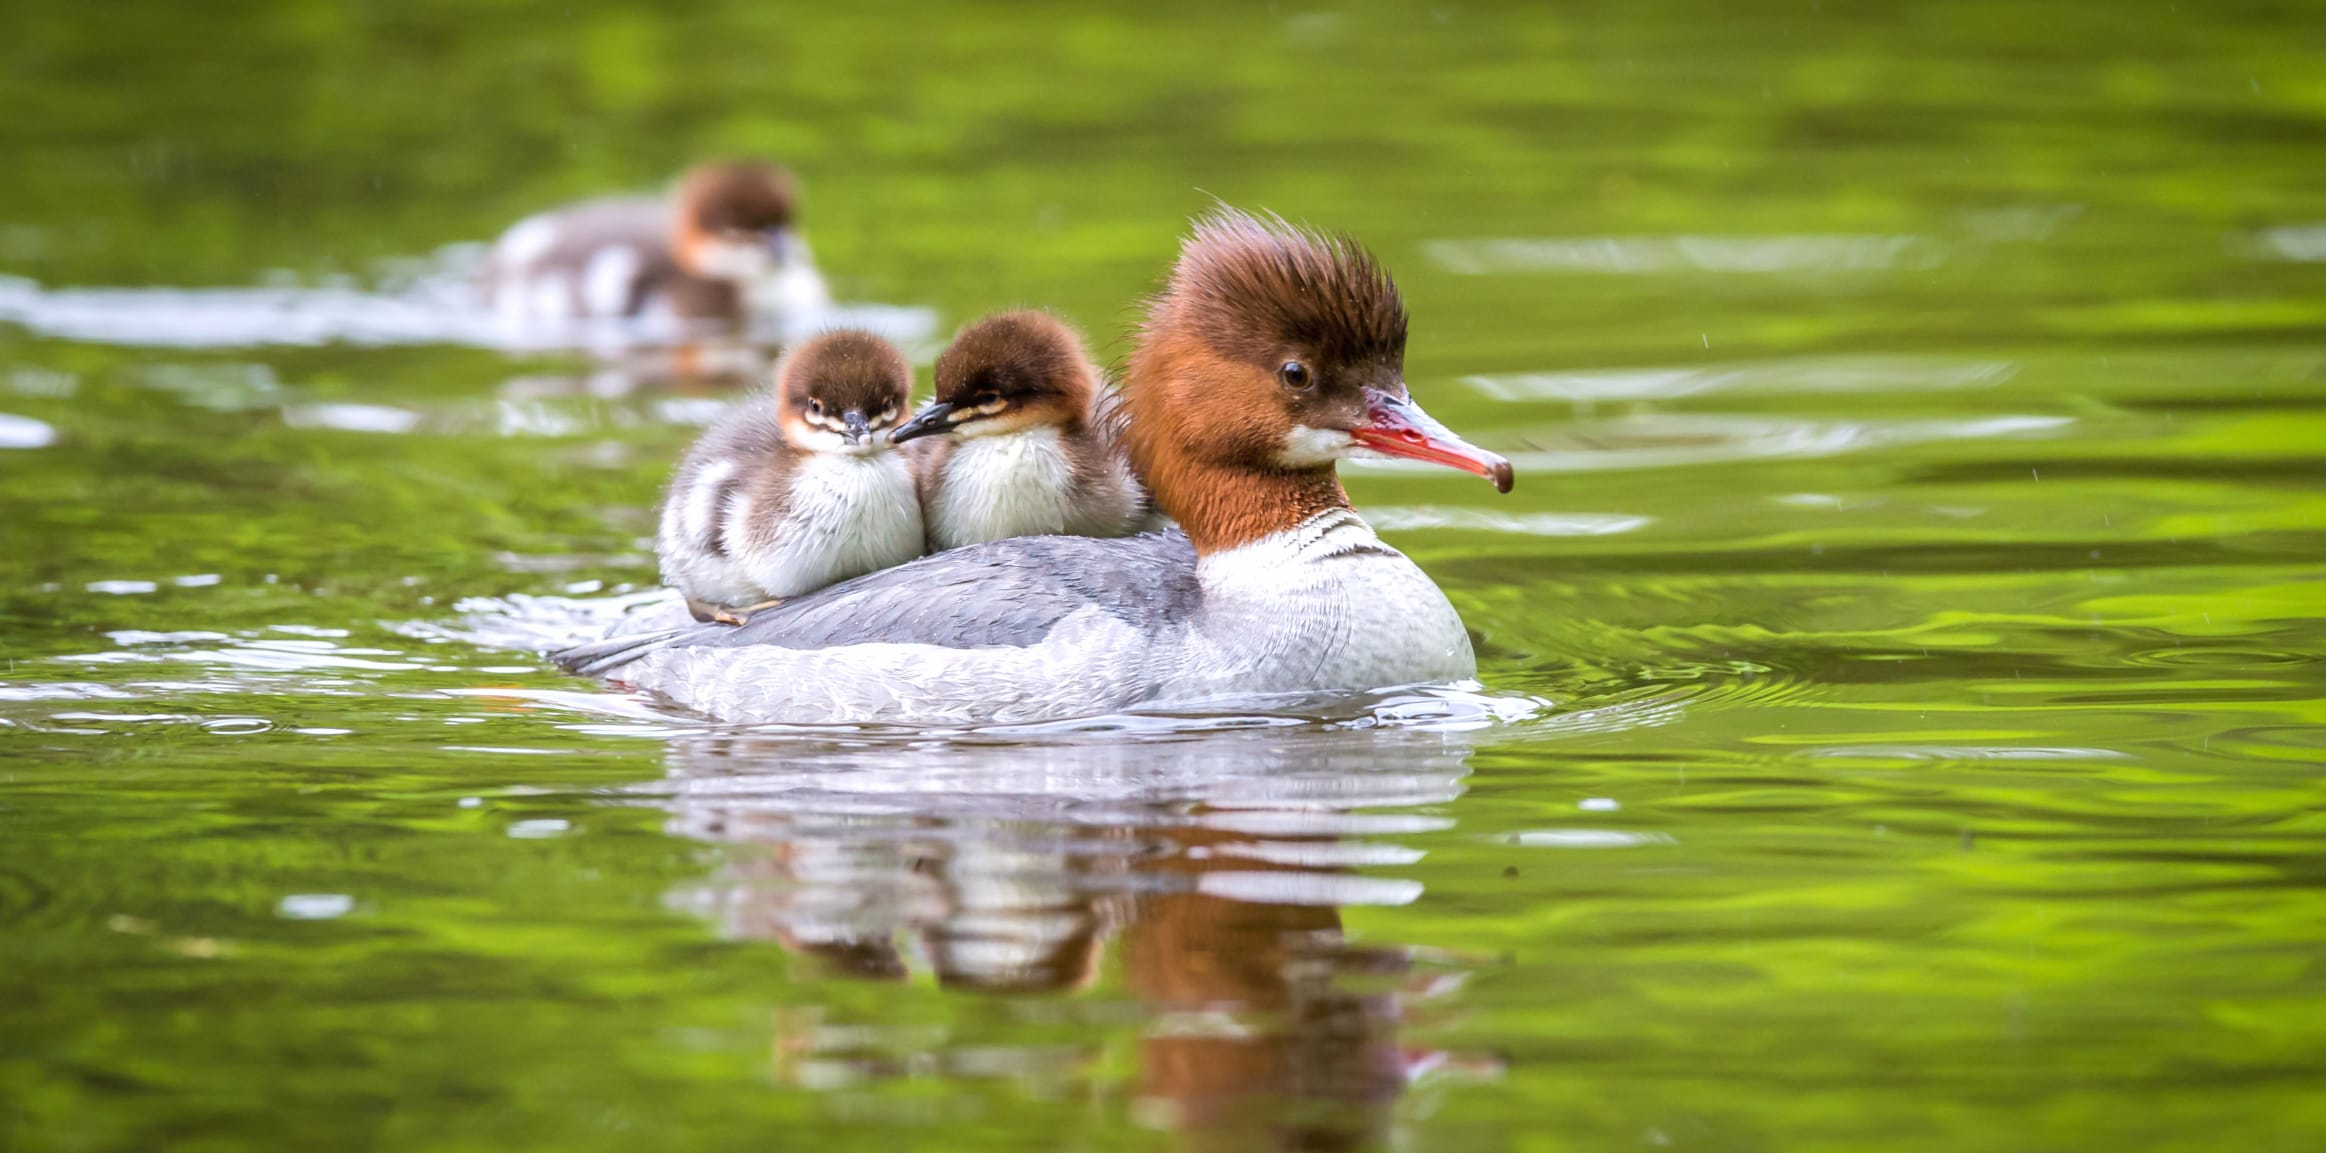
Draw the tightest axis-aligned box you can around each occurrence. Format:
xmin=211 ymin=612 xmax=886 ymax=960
xmin=4 ymin=1 xmax=2325 ymax=1149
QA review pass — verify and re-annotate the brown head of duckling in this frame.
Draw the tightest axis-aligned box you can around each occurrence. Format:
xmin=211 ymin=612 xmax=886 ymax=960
xmin=773 ymin=330 xmax=911 ymax=452
xmin=890 ymin=311 xmax=1100 ymax=444
xmin=672 ymin=160 xmax=803 ymax=281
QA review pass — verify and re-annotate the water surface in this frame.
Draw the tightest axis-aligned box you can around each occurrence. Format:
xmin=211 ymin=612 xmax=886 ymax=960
xmin=3 ymin=2 xmax=2324 ymax=1150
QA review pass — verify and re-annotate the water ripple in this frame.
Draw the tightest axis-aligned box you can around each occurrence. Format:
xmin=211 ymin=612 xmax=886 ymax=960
xmin=1367 ymin=507 xmax=1654 ymax=537
xmin=0 ymin=268 xmax=938 ymax=353
xmin=1423 ymin=234 xmax=1945 ymax=275
xmin=1345 ymin=413 xmax=2073 ymax=475
xmin=1465 ymin=356 xmax=2016 ymax=402
xmin=2247 ymin=223 xmax=2326 ymax=262
xmin=0 ymin=412 xmax=56 ymax=448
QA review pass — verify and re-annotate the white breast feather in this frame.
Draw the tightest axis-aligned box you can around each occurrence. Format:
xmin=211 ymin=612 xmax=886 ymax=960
xmin=929 ymin=428 xmax=1079 ymax=549
xmin=748 ymin=259 xmax=833 ymax=318
xmin=741 ymin=451 xmax=923 ymax=598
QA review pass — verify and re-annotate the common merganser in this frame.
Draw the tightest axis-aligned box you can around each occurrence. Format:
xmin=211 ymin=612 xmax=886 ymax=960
xmin=655 ymin=330 xmax=922 ymax=624
xmin=890 ymin=310 xmax=1154 ymax=551
xmin=561 ymin=207 xmax=1513 ymax=724
xmin=478 ymin=160 xmax=831 ymax=327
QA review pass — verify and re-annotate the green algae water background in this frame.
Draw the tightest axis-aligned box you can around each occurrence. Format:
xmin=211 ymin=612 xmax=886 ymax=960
xmin=3 ymin=1 xmax=2324 ymax=1149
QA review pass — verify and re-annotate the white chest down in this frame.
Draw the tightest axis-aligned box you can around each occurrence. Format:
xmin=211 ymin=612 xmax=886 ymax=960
xmin=1181 ymin=514 xmax=1478 ymax=695
xmin=929 ymin=428 xmax=1084 ymax=546
xmin=740 ymin=451 xmax=924 ymax=599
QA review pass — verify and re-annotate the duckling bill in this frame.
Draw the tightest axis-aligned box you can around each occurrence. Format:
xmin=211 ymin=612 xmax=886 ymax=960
xmin=656 ymin=329 xmax=922 ymax=624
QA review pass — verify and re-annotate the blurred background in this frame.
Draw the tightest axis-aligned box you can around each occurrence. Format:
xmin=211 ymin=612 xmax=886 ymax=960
xmin=1 ymin=2 xmax=2322 ymax=1151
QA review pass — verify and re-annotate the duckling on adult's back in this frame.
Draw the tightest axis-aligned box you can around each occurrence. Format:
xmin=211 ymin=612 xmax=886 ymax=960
xmin=891 ymin=311 xmax=1154 ymax=552
xmin=656 ymin=330 xmax=921 ymax=624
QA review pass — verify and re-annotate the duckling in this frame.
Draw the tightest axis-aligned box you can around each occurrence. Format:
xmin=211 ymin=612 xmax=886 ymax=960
xmin=889 ymin=311 xmax=1154 ymax=552
xmin=480 ymin=159 xmax=830 ymax=328
xmin=656 ymin=330 xmax=921 ymax=624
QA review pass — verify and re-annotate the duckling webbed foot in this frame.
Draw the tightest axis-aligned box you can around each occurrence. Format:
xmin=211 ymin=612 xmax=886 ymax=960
xmin=687 ymin=596 xmax=779 ymax=626
xmin=707 ymin=597 xmax=784 ymax=627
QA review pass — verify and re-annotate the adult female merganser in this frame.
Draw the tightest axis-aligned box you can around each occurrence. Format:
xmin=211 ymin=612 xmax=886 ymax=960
xmin=890 ymin=311 xmax=1154 ymax=551
xmin=561 ymin=207 xmax=1513 ymax=724
xmin=478 ymin=160 xmax=831 ymax=327
xmin=655 ymin=330 xmax=921 ymax=624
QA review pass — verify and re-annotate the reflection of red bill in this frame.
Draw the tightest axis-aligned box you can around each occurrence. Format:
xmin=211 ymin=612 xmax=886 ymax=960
xmin=1351 ymin=389 xmax=1515 ymax=493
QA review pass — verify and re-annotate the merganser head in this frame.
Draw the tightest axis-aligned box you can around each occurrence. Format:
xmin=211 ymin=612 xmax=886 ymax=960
xmin=889 ymin=311 xmax=1098 ymax=444
xmin=773 ymin=330 xmax=910 ymax=454
xmin=1124 ymin=207 xmax=1513 ymax=552
xmin=671 ymin=160 xmax=809 ymax=284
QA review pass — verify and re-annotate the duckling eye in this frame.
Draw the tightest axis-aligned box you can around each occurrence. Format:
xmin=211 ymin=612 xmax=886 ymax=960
xmin=808 ymin=399 xmax=825 ymax=416
xmin=1278 ymin=360 xmax=1312 ymax=391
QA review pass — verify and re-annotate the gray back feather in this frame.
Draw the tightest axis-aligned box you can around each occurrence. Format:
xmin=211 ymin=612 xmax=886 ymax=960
xmin=688 ymin=529 xmax=1199 ymax=651
xmin=561 ymin=530 xmax=1202 ymax=676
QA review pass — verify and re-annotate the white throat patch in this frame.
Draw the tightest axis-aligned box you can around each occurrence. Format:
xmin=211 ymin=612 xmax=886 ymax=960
xmin=1278 ymin=424 xmax=1356 ymax=468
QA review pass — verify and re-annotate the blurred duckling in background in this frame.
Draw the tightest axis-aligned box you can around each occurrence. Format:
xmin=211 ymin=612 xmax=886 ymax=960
xmin=890 ymin=311 xmax=1156 ymax=551
xmin=656 ymin=330 xmax=921 ymax=624
xmin=480 ymin=160 xmax=831 ymax=328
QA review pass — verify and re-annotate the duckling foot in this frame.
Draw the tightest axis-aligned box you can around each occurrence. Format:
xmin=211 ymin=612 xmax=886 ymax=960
xmin=712 ymin=597 xmax=784 ymax=627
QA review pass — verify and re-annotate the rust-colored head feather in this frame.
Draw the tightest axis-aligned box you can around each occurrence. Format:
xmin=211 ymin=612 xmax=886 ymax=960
xmin=1122 ymin=207 xmax=1411 ymax=551
xmin=1158 ymin=207 xmax=1407 ymax=369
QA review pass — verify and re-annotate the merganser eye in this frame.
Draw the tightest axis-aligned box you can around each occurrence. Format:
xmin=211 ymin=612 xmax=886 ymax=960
xmin=809 ymin=399 xmax=824 ymax=416
xmin=1279 ymin=361 xmax=1312 ymax=390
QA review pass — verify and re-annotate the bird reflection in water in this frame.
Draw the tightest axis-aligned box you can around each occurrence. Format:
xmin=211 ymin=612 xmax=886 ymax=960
xmin=647 ymin=717 xmax=1500 ymax=1149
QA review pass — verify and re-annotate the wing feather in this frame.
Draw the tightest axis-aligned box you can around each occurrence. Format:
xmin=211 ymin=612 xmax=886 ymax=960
xmin=553 ymin=529 xmax=1199 ymax=675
